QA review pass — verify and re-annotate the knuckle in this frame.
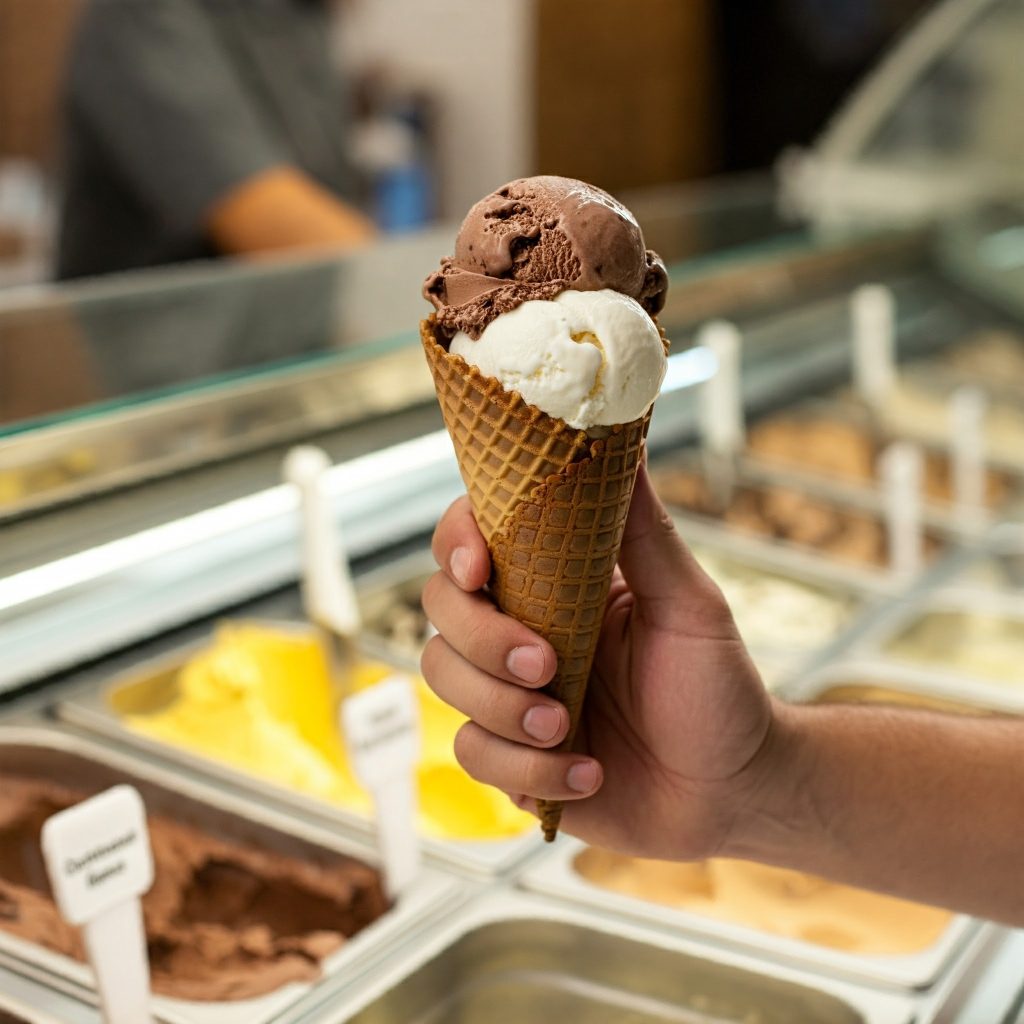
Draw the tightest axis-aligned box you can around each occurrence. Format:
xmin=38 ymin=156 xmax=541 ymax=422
xmin=452 ymin=723 xmax=484 ymax=778
xmin=419 ymin=633 xmax=446 ymax=683
xmin=420 ymin=571 xmax=444 ymax=615
xmin=461 ymin=614 xmax=494 ymax=666
xmin=521 ymin=753 xmax=555 ymax=796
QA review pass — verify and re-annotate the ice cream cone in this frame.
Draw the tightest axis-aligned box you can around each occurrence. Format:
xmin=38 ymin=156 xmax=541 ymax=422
xmin=422 ymin=317 xmax=659 ymax=839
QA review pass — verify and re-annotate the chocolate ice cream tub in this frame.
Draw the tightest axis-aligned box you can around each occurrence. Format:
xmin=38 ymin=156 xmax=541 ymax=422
xmin=650 ymin=456 xmax=952 ymax=594
xmin=519 ymin=836 xmax=985 ymax=992
xmin=287 ymin=890 xmax=918 ymax=1024
xmin=735 ymin=400 xmax=1023 ymax=528
xmin=57 ymin=626 xmax=543 ymax=879
xmin=0 ymin=723 xmax=462 ymax=1024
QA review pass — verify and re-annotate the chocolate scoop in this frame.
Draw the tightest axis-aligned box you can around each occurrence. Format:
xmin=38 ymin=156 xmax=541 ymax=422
xmin=424 ymin=175 xmax=667 ymax=338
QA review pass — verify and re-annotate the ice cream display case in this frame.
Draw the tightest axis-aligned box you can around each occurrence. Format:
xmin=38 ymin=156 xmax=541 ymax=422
xmin=5 ymin=2 xmax=1024 ymax=1015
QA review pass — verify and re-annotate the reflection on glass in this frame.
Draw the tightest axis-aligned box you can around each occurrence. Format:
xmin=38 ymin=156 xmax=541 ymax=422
xmin=0 ymin=262 xmax=340 ymax=434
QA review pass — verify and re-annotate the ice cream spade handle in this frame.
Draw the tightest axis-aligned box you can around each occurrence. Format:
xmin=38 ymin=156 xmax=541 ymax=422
xmin=851 ymin=284 xmax=896 ymax=409
xmin=698 ymin=320 xmax=745 ymax=459
xmin=950 ymin=385 xmax=988 ymax=528
xmin=879 ymin=442 xmax=923 ymax=578
xmin=283 ymin=445 xmax=362 ymax=639
xmin=697 ymin=321 xmax=744 ymax=506
xmin=41 ymin=786 xmax=154 ymax=1024
xmin=83 ymin=901 xmax=152 ymax=1024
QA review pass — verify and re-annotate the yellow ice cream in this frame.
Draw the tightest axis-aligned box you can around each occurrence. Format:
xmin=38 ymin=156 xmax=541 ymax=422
xmin=124 ymin=623 xmax=532 ymax=841
xmin=575 ymin=849 xmax=951 ymax=955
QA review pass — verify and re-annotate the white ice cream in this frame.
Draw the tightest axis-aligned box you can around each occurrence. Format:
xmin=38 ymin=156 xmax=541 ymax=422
xmin=450 ymin=289 xmax=666 ymax=430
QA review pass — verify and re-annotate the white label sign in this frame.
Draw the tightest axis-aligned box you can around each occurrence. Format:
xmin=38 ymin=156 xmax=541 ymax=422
xmin=342 ymin=676 xmax=421 ymax=898
xmin=851 ymin=284 xmax=897 ymax=407
xmin=343 ymin=676 xmax=420 ymax=782
xmin=42 ymin=785 xmax=154 ymax=926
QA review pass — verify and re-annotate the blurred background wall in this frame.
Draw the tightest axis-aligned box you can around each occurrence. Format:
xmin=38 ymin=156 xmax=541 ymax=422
xmin=0 ymin=0 xmax=937 ymax=285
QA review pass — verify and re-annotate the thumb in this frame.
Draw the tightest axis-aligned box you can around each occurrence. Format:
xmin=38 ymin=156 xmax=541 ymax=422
xmin=617 ymin=462 xmax=729 ymax=631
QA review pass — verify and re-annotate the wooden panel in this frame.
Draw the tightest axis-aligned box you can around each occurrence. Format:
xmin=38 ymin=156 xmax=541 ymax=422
xmin=0 ymin=0 xmax=83 ymax=164
xmin=534 ymin=0 xmax=716 ymax=191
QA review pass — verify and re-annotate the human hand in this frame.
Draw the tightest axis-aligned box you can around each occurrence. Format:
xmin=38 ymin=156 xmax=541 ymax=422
xmin=421 ymin=462 xmax=777 ymax=860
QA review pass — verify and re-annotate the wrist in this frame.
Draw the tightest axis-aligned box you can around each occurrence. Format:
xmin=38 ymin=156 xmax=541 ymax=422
xmin=719 ymin=698 xmax=820 ymax=863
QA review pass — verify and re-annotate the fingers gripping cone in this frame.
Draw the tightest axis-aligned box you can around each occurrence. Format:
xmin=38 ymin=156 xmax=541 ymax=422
xmin=422 ymin=317 xmax=659 ymax=839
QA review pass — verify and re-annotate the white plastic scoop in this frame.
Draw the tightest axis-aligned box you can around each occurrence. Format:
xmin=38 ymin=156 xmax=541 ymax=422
xmin=283 ymin=445 xmax=362 ymax=685
xmin=697 ymin=320 xmax=745 ymax=507
xmin=42 ymin=786 xmax=154 ymax=1024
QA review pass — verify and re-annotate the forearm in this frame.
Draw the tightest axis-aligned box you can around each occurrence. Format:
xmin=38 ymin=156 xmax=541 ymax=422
xmin=726 ymin=700 xmax=1024 ymax=924
xmin=205 ymin=166 xmax=377 ymax=255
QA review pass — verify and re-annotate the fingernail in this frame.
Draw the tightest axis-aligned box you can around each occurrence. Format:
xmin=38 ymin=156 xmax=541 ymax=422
xmin=450 ymin=546 xmax=472 ymax=588
xmin=507 ymin=645 xmax=545 ymax=684
xmin=523 ymin=705 xmax=561 ymax=742
xmin=566 ymin=761 xmax=599 ymax=794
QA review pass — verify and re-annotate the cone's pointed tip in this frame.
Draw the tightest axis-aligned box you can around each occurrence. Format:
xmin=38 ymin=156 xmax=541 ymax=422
xmin=542 ymin=825 xmax=558 ymax=843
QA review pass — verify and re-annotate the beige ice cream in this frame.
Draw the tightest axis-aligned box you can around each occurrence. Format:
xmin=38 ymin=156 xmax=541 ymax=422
xmin=690 ymin=546 xmax=856 ymax=650
xmin=886 ymin=611 xmax=1024 ymax=687
xmin=575 ymin=849 xmax=951 ymax=955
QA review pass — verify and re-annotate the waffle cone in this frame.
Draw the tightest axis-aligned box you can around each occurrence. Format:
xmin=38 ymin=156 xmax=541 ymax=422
xmin=422 ymin=317 xmax=656 ymax=840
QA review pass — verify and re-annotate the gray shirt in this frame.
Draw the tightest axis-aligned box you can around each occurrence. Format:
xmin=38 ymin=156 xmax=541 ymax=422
xmin=57 ymin=0 xmax=357 ymax=280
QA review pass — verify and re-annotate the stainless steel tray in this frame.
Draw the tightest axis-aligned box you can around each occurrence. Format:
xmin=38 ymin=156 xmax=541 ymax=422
xmin=0 ymin=961 xmax=100 ymax=1024
xmin=780 ymin=657 xmax=1024 ymax=715
xmin=519 ymin=836 xmax=982 ymax=992
xmin=844 ymin=588 xmax=1024 ymax=708
xmin=56 ymin=628 xmax=543 ymax=879
xmin=0 ymin=723 xmax=461 ymax=1024
xmin=929 ymin=522 xmax=1024 ymax=595
xmin=292 ymin=890 xmax=917 ymax=1024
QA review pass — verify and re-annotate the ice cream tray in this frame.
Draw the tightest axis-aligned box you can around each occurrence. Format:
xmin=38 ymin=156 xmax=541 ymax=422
xmin=839 ymin=586 xmax=1024 ymax=709
xmin=287 ymin=889 xmax=919 ymax=1024
xmin=56 ymin=627 xmax=544 ymax=880
xmin=0 ymin=964 xmax=94 ymax=1024
xmin=0 ymin=723 xmax=463 ymax=1024
xmin=778 ymin=658 xmax=1024 ymax=716
xmin=922 ymin=521 xmax=1024 ymax=596
xmin=733 ymin=397 xmax=1024 ymax=525
xmin=518 ymin=836 xmax=985 ymax=992
xmin=657 ymin=477 xmax=948 ymax=597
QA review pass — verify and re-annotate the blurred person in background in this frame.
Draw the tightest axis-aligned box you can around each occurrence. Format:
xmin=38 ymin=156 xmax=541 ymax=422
xmin=56 ymin=0 xmax=375 ymax=280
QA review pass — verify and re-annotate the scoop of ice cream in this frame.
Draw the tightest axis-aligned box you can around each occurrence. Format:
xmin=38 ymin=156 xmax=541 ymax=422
xmin=449 ymin=289 xmax=666 ymax=430
xmin=425 ymin=176 xmax=667 ymax=338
